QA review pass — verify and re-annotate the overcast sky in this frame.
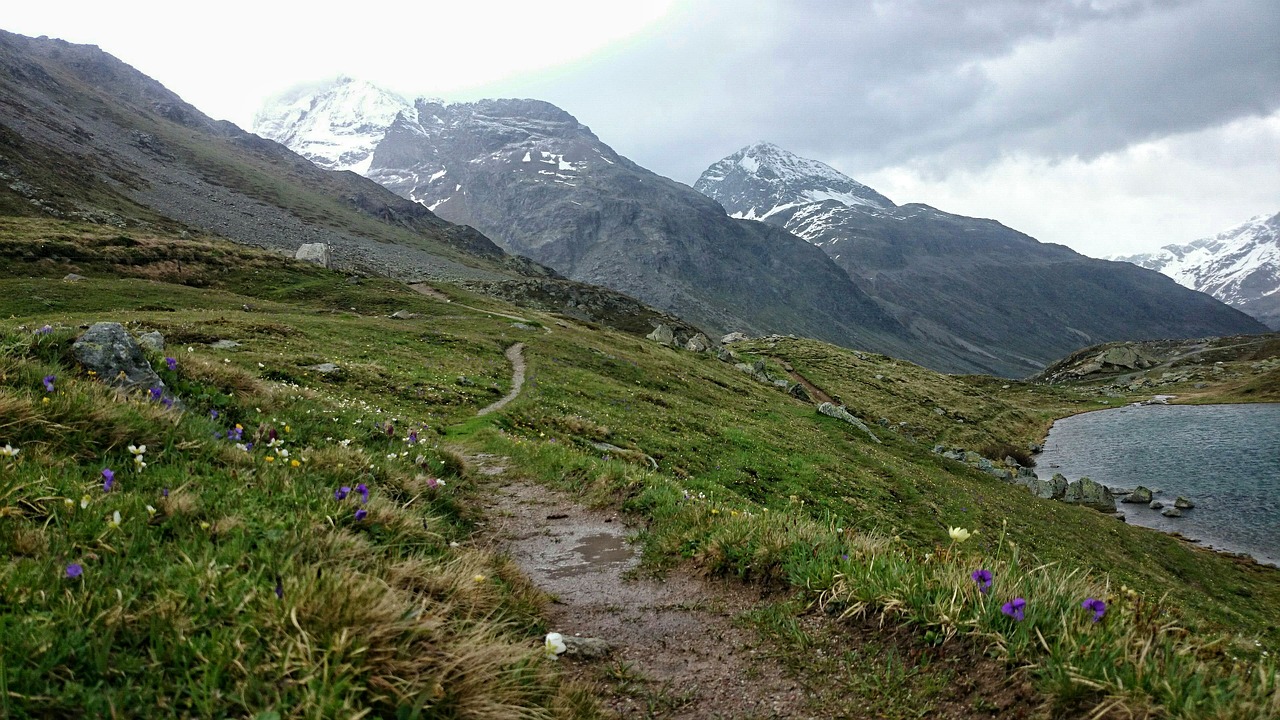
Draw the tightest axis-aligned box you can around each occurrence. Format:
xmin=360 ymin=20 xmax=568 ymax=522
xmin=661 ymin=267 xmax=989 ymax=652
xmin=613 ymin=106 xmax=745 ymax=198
xmin=6 ymin=0 xmax=1278 ymax=256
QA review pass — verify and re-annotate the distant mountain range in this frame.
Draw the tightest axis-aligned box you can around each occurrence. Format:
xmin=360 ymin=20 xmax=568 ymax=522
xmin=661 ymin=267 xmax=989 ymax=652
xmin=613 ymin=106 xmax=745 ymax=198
xmin=1111 ymin=212 xmax=1280 ymax=330
xmin=256 ymin=80 xmax=1268 ymax=377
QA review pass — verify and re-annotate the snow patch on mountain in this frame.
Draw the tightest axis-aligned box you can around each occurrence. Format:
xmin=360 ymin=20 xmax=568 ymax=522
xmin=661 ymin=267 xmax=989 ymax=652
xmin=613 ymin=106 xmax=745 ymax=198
xmin=252 ymin=77 xmax=413 ymax=173
xmin=1112 ymin=212 xmax=1280 ymax=328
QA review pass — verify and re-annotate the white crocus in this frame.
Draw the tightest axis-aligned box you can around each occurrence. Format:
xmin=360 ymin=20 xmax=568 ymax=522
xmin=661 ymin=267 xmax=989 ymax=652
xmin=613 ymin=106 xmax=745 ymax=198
xmin=127 ymin=444 xmax=146 ymax=456
xmin=110 ymin=510 xmax=122 ymax=527
xmin=0 ymin=444 xmax=19 ymax=458
xmin=543 ymin=632 xmax=567 ymax=660
xmin=948 ymin=527 xmax=972 ymax=543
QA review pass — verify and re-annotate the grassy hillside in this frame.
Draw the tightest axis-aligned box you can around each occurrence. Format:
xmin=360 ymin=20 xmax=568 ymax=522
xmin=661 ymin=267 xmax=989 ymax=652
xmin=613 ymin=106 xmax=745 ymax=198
xmin=2 ymin=219 xmax=1277 ymax=717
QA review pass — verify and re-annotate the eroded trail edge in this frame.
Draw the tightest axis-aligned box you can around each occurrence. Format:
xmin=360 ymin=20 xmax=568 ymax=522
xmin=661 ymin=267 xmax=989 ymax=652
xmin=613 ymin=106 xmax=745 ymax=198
xmin=478 ymin=342 xmax=525 ymax=416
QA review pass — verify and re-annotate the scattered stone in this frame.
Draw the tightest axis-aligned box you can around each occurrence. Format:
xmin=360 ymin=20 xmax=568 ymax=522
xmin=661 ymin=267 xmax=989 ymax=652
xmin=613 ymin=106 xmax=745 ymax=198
xmin=295 ymin=242 xmax=331 ymax=268
xmin=307 ymin=363 xmax=341 ymax=375
xmin=561 ymin=636 xmax=612 ymax=659
xmin=209 ymin=340 xmax=241 ymax=350
xmin=511 ymin=322 xmax=536 ymax=331
xmin=787 ymin=383 xmax=811 ymax=402
xmin=1003 ymin=455 xmax=1021 ymax=468
xmin=720 ymin=332 xmax=749 ymax=344
xmin=1027 ymin=442 xmax=1044 ymax=453
xmin=1174 ymin=496 xmax=1195 ymax=509
xmin=136 ymin=331 xmax=165 ymax=352
xmin=716 ymin=347 xmax=734 ymax=363
xmin=1162 ymin=507 xmax=1183 ymax=518
xmin=1045 ymin=473 xmax=1069 ymax=500
xmin=1121 ymin=486 xmax=1153 ymax=504
xmin=72 ymin=322 xmax=165 ymax=393
xmin=389 ymin=309 xmax=418 ymax=320
xmin=685 ymin=333 xmax=712 ymax=352
xmin=1062 ymin=477 xmax=1116 ymax=513
xmin=933 ymin=407 xmax=946 ymax=416
xmin=62 ymin=273 xmax=86 ymax=282
xmin=646 ymin=324 xmax=675 ymax=346
xmin=816 ymin=402 xmax=881 ymax=443
xmin=1149 ymin=500 xmax=1164 ymax=510
xmin=346 ymin=276 xmax=361 ymax=285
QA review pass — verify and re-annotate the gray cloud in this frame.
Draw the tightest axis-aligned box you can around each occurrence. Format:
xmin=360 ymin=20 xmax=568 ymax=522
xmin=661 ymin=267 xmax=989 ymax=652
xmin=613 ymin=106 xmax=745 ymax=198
xmin=460 ymin=0 xmax=1280 ymax=184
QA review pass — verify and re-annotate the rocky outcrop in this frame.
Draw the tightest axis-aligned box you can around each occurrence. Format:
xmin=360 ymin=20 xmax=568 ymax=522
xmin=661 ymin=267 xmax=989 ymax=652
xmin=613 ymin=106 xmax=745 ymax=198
xmin=816 ymin=402 xmax=881 ymax=443
xmin=72 ymin=322 xmax=165 ymax=393
xmin=646 ymin=324 xmax=675 ymax=346
xmin=685 ymin=333 xmax=712 ymax=352
xmin=1062 ymin=477 xmax=1116 ymax=513
xmin=1122 ymin=486 xmax=1153 ymax=504
xmin=295 ymin=242 xmax=332 ymax=268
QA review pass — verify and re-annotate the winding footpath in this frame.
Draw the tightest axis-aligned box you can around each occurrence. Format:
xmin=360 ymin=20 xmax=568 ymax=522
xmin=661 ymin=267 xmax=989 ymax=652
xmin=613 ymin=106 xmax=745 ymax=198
xmin=477 ymin=342 xmax=525 ymax=416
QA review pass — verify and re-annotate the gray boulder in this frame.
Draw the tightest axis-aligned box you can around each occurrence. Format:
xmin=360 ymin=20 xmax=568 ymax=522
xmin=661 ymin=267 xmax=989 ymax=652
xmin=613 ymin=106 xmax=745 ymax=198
xmin=72 ymin=322 xmax=165 ymax=393
xmin=295 ymin=242 xmax=332 ymax=268
xmin=63 ymin=273 xmax=86 ymax=282
xmin=787 ymin=383 xmax=811 ymax=402
xmin=646 ymin=324 xmax=675 ymax=346
xmin=816 ymin=402 xmax=881 ymax=443
xmin=1161 ymin=506 xmax=1183 ymax=518
xmin=389 ymin=309 xmax=418 ymax=320
xmin=1063 ymin=477 xmax=1116 ymax=513
xmin=1149 ymin=500 xmax=1164 ymax=510
xmin=561 ymin=636 xmax=612 ymax=659
xmin=716 ymin=347 xmax=735 ymax=363
xmin=1046 ymin=473 xmax=1069 ymax=500
xmin=210 ymin=340 xmax=241 ymax=350
xmin=307 ymin=363 xmax=342 ymax=375
xmin=1121 ymin=486 xmax=1153 ymax=504
xmin=1174 ymin=496 xmax=1195 ymax=509
xmin=136 ymin=331 xmax=165 ymax=352
xmin=721 ymin=332 xmax=749 ymax=344
xmin=685 ymin=333 xmax=712 ymax=352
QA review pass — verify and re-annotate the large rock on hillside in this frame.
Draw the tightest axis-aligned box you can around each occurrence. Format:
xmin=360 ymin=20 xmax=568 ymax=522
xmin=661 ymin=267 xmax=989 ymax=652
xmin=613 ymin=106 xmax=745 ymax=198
xmin=1062 ymin=477 xmax=1116 ymax=513
xmin=72 ymin=322 xmax=165 ymax=393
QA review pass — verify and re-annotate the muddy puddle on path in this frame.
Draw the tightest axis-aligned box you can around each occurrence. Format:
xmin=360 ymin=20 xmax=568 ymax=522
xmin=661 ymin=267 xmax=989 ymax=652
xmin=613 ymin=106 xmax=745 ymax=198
xmin=470 ymin=456 xmax=814 ymax=719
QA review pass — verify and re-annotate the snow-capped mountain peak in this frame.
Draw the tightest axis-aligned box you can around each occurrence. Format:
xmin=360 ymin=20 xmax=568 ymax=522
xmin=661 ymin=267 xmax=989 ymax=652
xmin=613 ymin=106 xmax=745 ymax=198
xmin=1111 ymin=211 xmax=1280 ymax=329
xmin=694 ymin=141 xmax=894 ymax=220
xmin=253 ymin=77 xmax=413 ymax=174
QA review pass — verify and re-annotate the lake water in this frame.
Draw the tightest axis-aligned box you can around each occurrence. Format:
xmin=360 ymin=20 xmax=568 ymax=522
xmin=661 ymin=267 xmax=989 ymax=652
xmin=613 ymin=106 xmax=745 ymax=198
xmin=1035 ymin=403 xmax=1280 ymax=567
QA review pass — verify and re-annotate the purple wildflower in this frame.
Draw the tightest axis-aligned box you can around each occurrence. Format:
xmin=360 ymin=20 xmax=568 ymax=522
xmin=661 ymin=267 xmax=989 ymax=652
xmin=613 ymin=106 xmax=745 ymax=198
xmin=161 ymin=397 xmax=174 ymax=409
xmin=102 ymin=468 xmax=115 ymax=492
xmin=356 ymin=483 xmax=369 ymax=504
xmin=1082 ymin=597 xmax=1107 ymax=622
xmin=227 ymin=426 xmax=243 ymax=441
xmin=408 ymin=431 xmax=418 ymax=445
xmin=148 ymin=386 xmax=163 ymax=401
xmin=385 ymin=422 xmax=395 ymax=437
xmin=244 ymin=442 xmax=254 ymax=451
xmin=268 ymin=427 xmax=278 ymax=442
xmin=65 ymin=563 xmax=83 ymax=579
xmin=335 ymin=486 xmax=351 ymax=501
xmin=213 ymin=431 xmax=224 ymax=439
xmin=354 ymin=508 xmax=368 ymax=521
xmin=165 ymin=357 xmax=177 ymax=371
xmin=1001 ymin=597 xmax=1026 ymax=622
xmin=970 ymin=569 xmax=993 ymax=594
xmin=425 ymin=477 xmax=440 ymax=490
xmin=274 ymin=578 xmax=284 ymax=599
xmin=36 ymin=325 xmax=53 ymax=335
xmin=209 ymin=409 xmax=219 ymax=419
xmin=162 ymin=488 xmax=169 ymax=498
xmin=43 ymin=375 xmax=56 ymax=392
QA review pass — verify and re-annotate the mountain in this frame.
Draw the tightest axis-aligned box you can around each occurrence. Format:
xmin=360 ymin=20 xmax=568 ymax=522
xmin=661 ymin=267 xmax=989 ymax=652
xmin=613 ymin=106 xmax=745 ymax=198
xmin=257 ymin=80 xmax=972 ymax=369
xmin=0 ymin=31 xmax=707 ymax=335
xmin=1111 ymin=212 xmax=1280 ymax=330
xmin=694 ymin=142 xmax=1269 ymax=376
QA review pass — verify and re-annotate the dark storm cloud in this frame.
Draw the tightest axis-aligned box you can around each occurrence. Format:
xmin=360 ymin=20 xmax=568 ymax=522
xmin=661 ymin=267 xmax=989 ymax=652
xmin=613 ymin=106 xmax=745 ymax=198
xmin=466 ymin=0 xmax=1280 ymax=183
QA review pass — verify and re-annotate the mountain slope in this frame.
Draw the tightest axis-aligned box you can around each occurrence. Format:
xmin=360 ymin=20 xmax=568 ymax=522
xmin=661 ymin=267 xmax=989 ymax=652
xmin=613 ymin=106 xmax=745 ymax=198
xmin=695 ymin=143 xmax=1269 ymax=376
xmin=258 ymin=83 xmax=966 ymax=368
xmin=1112 ymin=212 xmax=1280 ymax=330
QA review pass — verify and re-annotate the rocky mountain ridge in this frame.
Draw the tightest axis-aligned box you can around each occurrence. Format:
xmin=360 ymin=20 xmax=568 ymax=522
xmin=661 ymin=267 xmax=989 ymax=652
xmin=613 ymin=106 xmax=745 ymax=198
xmin=257 ymin=80 xmax=978 ymax=371
xmin=1111 ymin=212 xmax=1280 ymax=330
xmin=694 ymin=143 xmax=1269 ymax=376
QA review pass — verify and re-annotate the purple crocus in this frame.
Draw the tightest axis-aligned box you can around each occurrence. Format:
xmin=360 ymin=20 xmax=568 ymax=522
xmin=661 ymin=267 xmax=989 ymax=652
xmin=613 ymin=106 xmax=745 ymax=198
xmin=43 ymin=375 xmax=56 ymax=392
xmin=162 ymin=488 xmax=169 ymax=498
xmin=148 ymin=386 xmax=163 ymax=401
xmin=408 ymin=431 xmax=418 ymax=445
xmin=1001 ymin=597 xmax=1026 ymax=622
xmin=274 ymin=578 xmax=284 ymax=599
xmin=268 ymin=427 xmax=278 ymax=443
xmin=356 ymin=483 xmax=369 ymax=504
xmin=354 ymin=508 xmax=368 ymax=521
xmin=209 ymin=409 xmax=219 ymax=420
xmin=102 ymin=468 xmax=115 ymax=492
xmin=1082 ymin=597 xmax=1107 ymax=622
xmin=165 ymin=357 xmax=177 ymax=371
xmin=970 ymin=569 xmax=993 ymax=594
xmin=334 ymin=486 xmax=351 ymax=501
xmin=36 ymin=325 xmax=53 ymax=335
xmin=65 ymin=563 xmax=83 ymax=579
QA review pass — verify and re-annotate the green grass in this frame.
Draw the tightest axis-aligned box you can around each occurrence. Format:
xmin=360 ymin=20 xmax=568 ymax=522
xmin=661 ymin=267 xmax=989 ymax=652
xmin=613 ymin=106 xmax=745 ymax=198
xmin=3 ymin=218 xmax=1279 ymax=717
